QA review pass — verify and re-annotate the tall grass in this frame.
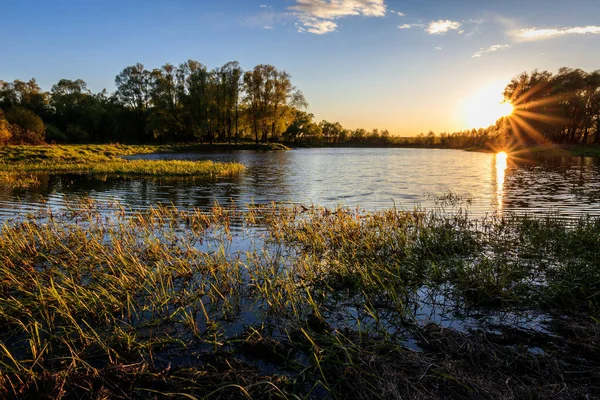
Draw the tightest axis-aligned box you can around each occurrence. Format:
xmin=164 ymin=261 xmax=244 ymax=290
xmin=0 ymin=200 xmax=598 ymax=398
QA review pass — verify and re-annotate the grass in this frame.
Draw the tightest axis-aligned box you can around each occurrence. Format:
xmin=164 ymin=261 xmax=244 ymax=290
xmin=0 ymin=144 xmax=247 ymax=189
xmin=0 ymin=199 xmax=599 ymax=398
xmin=0 ymin=172 xmax=40 ymax=190
xmin=0 ymin=143 xmax=288 ymax=164
xmin=4 ymin=159 xmax=245 ymax=176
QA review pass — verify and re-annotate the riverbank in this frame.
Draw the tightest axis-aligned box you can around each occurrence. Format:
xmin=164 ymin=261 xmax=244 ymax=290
xmin=0 ymin=200 xmax=598 ymax=398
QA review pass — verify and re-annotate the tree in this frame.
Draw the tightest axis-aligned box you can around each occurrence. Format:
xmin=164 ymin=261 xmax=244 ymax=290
xmin=50 ymin=79 xmax=93 ymax=142
xmin=243 ymin=65 xmax=306 ymax=144
xmin=219 ymin=62 xmax=243 ymax=144
xmin=115 ymin=63 xmax=152 ymax=141
xmin=285 ymin=110 xmax=316 ymax=143
xmin=149 ymin=63 xmax=184 ymax=141
xmin=319 ymin=120 xmax=343 ymax=144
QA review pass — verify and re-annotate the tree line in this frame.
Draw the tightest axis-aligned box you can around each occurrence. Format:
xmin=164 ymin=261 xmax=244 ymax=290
xmin=263 ymin=67 xmax=600 ymax=148
xmin=415 ymin=67 xmax=600 ymax=148
xmin=0 ymin=61 xmax=306 ymax=145
xmin=1 ymin=65 xmax=598 ymax=147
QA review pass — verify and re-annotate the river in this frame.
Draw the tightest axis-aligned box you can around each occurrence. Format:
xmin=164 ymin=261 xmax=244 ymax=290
xmin=1 ymin=148 xmax=599 ymax=218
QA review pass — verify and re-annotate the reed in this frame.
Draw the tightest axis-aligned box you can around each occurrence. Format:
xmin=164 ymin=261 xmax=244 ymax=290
xmin=0 ymin=199 xmax=598 ymax=398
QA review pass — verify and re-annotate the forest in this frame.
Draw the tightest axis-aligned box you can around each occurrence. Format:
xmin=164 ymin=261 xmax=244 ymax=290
xmin=0 ymin=65 xmax=599 ymax=148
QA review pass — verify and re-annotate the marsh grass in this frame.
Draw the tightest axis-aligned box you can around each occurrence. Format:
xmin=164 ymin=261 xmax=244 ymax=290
xmin=0 ymin=172 xmax=41 ymax=190
xmin=0 ymin=145 xmax=245 ymax=188
xmin=0 ymin=200 xmax=599 ymax=398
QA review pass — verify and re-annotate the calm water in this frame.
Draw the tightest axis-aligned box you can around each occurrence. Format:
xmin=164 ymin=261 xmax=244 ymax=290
xmin=1 ymin=148 xmax=600 ymax=218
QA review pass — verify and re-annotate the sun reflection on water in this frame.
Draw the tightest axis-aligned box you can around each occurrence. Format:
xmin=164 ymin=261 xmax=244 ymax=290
xmin=495 ymin=152 xmax=508 ymax=212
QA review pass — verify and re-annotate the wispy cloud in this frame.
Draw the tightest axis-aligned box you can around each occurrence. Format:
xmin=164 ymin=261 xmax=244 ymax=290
xmin=516 ymin=25 xmax=600 ymax=40
xmin=290 ymin=0 xmax=387 ymax=34
xmin=426 ymin=20 xmax=461 ymax=35
xmin=472 ymin=44 xmax=511 ymax=58
xmin=397 ymin=23 xmax=424 ymax=30
xmin=397 ymin=11 xmax=405 ymax=17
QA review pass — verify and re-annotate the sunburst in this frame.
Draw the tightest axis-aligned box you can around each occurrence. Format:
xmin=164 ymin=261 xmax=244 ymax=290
xmin=499 ymin=76 xmax=570 ymax=150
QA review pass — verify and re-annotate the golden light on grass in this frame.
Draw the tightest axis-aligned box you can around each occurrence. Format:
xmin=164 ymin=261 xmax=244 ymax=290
xmin=462 ymin=82 xmax=514 ymax=129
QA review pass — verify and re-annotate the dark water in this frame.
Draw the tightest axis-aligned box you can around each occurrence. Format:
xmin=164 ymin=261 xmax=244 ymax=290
xmin=1 ymin=148 xmax=600 ymax=218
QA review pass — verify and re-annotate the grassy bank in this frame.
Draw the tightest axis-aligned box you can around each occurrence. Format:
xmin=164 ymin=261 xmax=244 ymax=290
xmin=0 ymin=144 xmax=253 ymax=189
xmin=0 ymin=142 xmax=288 ymax=164
xmin=0 ymin=200 xmax=598 ymax=398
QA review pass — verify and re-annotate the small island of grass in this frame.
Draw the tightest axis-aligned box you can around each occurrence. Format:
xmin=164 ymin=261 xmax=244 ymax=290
xmin=0 ymin=144 xmax=249 ymax=189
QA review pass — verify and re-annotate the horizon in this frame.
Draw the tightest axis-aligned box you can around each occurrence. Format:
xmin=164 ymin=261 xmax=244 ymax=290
xmin=1 ymin=0 xmax=599 ymax=135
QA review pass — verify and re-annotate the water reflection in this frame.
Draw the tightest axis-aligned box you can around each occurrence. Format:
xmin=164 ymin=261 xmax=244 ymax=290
xmin=495 ymin=152 xmax=508 ymax=213
xmin=0 ymin=148 xmax=599 ymax=218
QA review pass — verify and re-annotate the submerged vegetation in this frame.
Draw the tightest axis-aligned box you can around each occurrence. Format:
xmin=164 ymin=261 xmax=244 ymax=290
xmin=0 ymin=199 xmax=598 ymax=398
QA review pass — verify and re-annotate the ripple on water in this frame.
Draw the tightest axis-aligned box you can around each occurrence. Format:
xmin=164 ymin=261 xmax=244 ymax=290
xmin=0 ymin=148 xmax=599 ymax=220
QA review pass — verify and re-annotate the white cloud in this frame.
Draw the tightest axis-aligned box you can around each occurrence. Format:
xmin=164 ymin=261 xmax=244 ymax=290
xmin=298 ymin=17 xmax=338 ymax=34
xmin=397 ymin=12 xmax=405 ymax=17
xmin=426 ymin=20 xmax=461 ymax=35
xmin=289 ymin=0 xmax=386 ymax=19
xmin=435 ymin=46 xmax=442 ymax=50
xmin=472 ymin=44 xmax=510 ymax=58
xmin=290 ymin=0 xmax=387 ymax=34
xmin=516 ymin=25 xmax=600 ymax=40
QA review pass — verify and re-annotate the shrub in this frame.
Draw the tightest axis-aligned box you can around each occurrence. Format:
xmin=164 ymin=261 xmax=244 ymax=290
xmin=5 ymin=107 xmax=45 ymax=144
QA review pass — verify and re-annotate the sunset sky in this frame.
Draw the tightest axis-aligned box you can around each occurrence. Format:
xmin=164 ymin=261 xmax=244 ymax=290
xmin=1 ymin=0 xmax=599 ymax=135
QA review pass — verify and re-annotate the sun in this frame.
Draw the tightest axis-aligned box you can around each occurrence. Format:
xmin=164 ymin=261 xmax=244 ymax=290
xmin=461 ymin=81 xmax=514 ymax=129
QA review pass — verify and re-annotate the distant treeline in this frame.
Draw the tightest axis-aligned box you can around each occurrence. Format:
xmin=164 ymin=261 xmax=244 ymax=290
xmin=400 ymin=67 xmax=600 ymax=149
xmin=1 ymin=65 xmax=598 ymax=147
xmin=292 ymin=67 xmax=600 ymax=148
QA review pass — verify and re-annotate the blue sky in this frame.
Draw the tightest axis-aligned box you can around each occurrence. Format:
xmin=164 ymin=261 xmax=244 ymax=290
xmin=1 ymin=0 xmax=599 ymax=135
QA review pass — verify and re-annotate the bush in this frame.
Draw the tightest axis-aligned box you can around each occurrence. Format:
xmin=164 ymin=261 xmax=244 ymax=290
xmin=44 ymin=123 xmax=68 ymax=143
xmin=5 ymin=107 xmax=45 ymax=144
xmin=0 ymin=110 xmax=12 ymax=145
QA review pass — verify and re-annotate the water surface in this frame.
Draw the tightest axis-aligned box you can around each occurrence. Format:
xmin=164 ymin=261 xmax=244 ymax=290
xmin=1 ymin=148 xmax=599 ymax=217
